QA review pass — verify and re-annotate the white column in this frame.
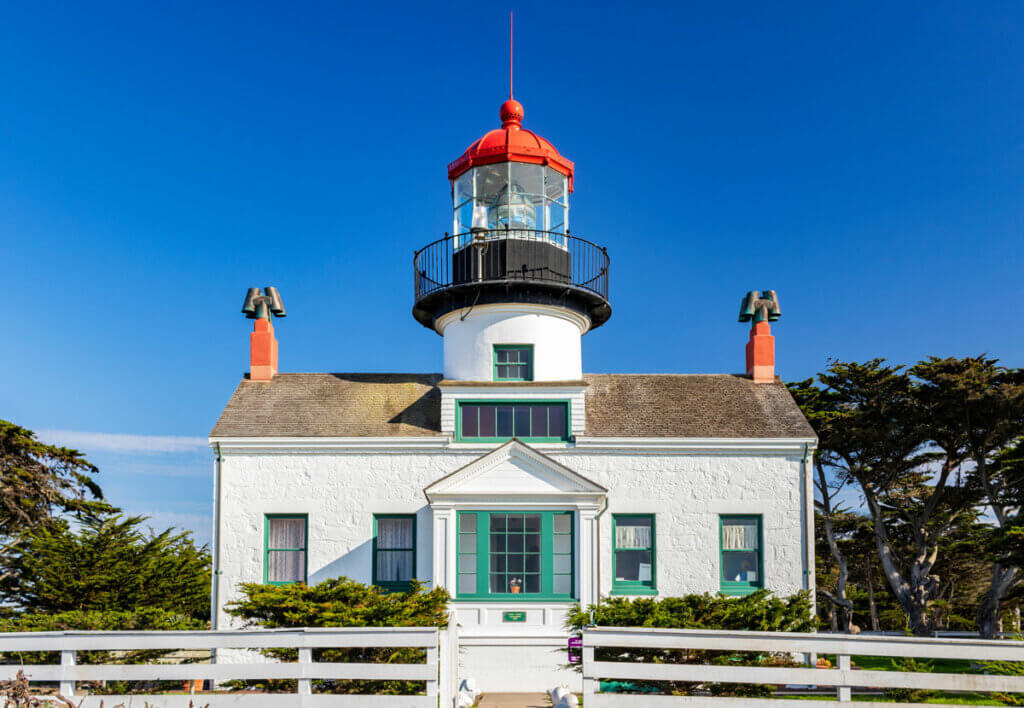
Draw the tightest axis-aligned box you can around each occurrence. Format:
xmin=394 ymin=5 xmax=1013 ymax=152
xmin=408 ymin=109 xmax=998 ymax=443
xmin=432 ymin=507 xmax=455 ymax=591
xmin=579 ymin=509 xmax=600 ymax=607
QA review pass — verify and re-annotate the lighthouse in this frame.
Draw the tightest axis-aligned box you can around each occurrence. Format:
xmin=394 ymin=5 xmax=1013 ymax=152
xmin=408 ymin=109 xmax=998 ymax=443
xmin=412 ymin=99 xmax=611 ymax=382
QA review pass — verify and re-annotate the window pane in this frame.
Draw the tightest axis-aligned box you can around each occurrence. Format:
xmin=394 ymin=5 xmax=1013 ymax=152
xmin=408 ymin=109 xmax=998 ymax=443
xmin=268 ymin=518 xmax=305 ymax=549
xmin=514 ymin=406 xmax=531 ymax=437
xmin=525 ymin=533 xmax=541 ymax=553
xmin=461 ymin=405 xmax=478 ymax=438
xmin=490 ymin=515 xmax=506 ymax=532
xmin=615 ymin=518 xmax=652 ymax=549
xmin=377 ymin=517 xmax=413 ymax=549
xmin=510 ymin=163 xmax=544 ymax=196
xmin=479 ymin=406 xmax=496 ymax=437
xmin=544 ymin=167 xmax=566 ymax=203
xmin=496 ymin=349 xmax=510 ymax=363
xmin=458 ymin=574 xmax=476 ymax=594
xmin=547 ymin=405 xmax=566 ymax=438
xmin=524 ymin=574 xmax=541 ymax=593
xmin=496 ymin=406 xmax=513 ymax=437
xmin=615 ymin=549 xmax=652 ymax=582
xmin=460 ymin=533 xmax=476 ymax=552
xmin=490 ymin=574 xmax=507 ymax=593
xmin=507 ymin=555 xmax=523 ymax=573
xmin=525 ymin=554 xmax=540 ymax=572
xmin=553 ymin=574 xmax=571 ymax=595
xmin=490 ymin=534 xmax=505 ymax=552
xmin=723 ymin=550 xmax=759 ymax=582
xmin=531 ymin=405 xmax=547 ymax=435
xmin=458 ymin=554 xmax=476 ymax=573
xmin=553 ymin=514 xmax=571 ymax=533
xmin=547 ymin=202 xmax=565 ymax=234
xmin=508 ymin=515 xmax=524 ymax=532
xmin=553 ymin=534 xmax=571 ymax=554
xmin=723 ymin=519 xmax=759 ymax=550
xmin=459 ymin=514 xmax=476 ymax=533
xmin=455 ymin=171 xmax=474 ymax=205
xmin=524 ymin=515 xmax=541 ymax=532
xmin=491 ymin=554 xmax=506 ymax=572
xmin=508 ymin=534 xmax=523 ymax=552
xmin=554 ymin=555 xmax=572 ymax=574
xmin=377 ymin=550 xmax=413 ymax=582
xmin=267 ymin=550 xmax=304 ymax=583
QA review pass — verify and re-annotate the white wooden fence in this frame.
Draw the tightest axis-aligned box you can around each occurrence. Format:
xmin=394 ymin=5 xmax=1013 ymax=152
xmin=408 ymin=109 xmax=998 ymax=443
xmin=0 ymin=626 xmax=457 ymax=707
xmin=581 ymin=627 xmax=1024 ymax=707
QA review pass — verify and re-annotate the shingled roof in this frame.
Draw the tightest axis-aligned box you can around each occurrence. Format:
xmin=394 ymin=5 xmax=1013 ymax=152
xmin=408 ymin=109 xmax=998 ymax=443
xmin=210 ymin=373 xmax=814 ymax=439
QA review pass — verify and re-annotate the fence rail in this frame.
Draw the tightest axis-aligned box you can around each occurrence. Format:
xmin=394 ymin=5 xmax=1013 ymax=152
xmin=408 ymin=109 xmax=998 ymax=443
xmin=582 ymin=627 xmax=1024 ymax=707
xmin=0 ymin=627 xmax=447 ymax=707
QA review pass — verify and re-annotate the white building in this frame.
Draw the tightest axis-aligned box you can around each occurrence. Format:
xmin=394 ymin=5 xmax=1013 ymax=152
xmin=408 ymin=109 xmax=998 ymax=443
xmin=209 ymin=98 xmax=817 ymax=691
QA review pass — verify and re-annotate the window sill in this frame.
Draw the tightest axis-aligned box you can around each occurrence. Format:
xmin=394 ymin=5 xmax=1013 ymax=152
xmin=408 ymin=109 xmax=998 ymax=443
xmin=610 ymin=587 xmax=658 ymax=596
xmin=719 ymin=585 xmax=763 ymax=597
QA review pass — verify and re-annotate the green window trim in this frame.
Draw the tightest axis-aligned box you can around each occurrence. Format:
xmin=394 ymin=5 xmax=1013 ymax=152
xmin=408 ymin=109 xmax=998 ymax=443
xmin=263 ymin=514 xmax=308 ymax=585
xmin=456 ymin=510 xmax=575 ymax=602
xmin=719 ymin=514 xmax=764 ymax=596
xmin=493 ymin=344 xmax=534 ymax=381
xmin=372 ymin=514 xmax=417 ymax=592
xmin=611 ymin=514 xmax=657 ymax=595
xmin=456 ymin=400 xmax=571 ymax=443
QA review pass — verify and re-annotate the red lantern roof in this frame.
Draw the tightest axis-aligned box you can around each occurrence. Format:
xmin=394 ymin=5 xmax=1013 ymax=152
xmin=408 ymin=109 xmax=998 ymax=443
xmin=447 ymin=100 xmax=575 ymax=192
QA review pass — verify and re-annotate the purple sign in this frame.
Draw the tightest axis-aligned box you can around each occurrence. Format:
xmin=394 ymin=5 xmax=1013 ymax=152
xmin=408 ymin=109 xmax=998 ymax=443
xmin=568 ymin=636 xmax=582 ymax=664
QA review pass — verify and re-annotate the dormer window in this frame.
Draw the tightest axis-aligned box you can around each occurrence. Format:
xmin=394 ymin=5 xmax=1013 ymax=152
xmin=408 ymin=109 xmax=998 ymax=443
xmin=457 ymin=401 xmax=569 ymax=442
xmin=494 ymin=345 xmax=533 ymax=381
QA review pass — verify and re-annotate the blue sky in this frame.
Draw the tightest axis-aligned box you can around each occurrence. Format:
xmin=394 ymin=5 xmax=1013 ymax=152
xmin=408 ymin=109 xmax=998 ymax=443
xmin=2 ymin=1 xmax=1021 ymax=546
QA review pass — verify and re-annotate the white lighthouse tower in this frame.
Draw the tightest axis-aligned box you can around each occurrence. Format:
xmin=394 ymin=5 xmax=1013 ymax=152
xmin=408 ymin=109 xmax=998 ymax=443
xmin=412 ymin=98 xmax=611 ymax=384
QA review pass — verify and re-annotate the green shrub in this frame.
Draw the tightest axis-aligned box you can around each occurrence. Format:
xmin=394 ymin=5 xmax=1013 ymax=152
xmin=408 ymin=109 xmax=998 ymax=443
xmin=884 ymin=657 xmax=939 ymax=703
xmin=979 ymin=659 xmax=1024 ymax=706
xmin=565 ymin=590 xmax=816 ymax=697
xmin=224 ymin=577 xmax=449 ymax=696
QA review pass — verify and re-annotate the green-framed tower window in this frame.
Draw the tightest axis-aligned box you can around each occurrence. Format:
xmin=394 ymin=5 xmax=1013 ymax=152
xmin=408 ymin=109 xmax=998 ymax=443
xmin=720 ymin=515 xmax=763 ymax=596
xmin=457 ymin=401 xmax=569 ymax=442
xmin=373 ymin=514 xmax=416 ymax=591
xmin=494 ymin=345 xmax=533 ymax=381
xmin=264 ymin=514 xmax=307 ymax=585
xmin=456 ymin=510 xmax=574 ymax=601
xmin=612 ymin=515 xmax=656 ymax=595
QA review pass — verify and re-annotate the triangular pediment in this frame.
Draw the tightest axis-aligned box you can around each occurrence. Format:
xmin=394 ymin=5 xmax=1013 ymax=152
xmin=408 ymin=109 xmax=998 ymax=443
xmin=424 ymin=440 xmax=607 ymax=498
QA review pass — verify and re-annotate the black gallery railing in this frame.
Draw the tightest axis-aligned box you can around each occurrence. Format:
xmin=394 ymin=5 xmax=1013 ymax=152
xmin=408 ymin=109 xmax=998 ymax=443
xmin=413 ymin=229 xmax=610 ymax=303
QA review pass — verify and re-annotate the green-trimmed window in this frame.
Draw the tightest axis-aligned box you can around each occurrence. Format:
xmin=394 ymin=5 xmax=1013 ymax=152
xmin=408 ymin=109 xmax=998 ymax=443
xmin=612 ymin=515 xmax=656 ymax=595
xmin=494 ymin=345 xmax=533 ymax=381
xmin=373 ymin=514 xmax=416 ymax=591
xmin=264 ymin=514 xmax=307 ymax=585
xmin=720 ymin=515 xmax=763 ymax=595
xmin=456 ymin=511 xmax=574 ymax=600
xmin=457 ymin=401 xmax=569 ymax=442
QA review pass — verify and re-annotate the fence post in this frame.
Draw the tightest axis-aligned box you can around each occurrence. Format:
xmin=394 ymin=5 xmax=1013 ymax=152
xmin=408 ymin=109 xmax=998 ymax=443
xmin=836 ymin=653 xmax=851 ymax=702
xmin=59 ymin=648 xmax=76 ymax=698
xmin=297 ymin=646 xmax=312 ymax=697
xmin=426 ymin=634 xmax=439 ymax=700
xmin=582 ymin=632 xmax=596 ymax=702
xmin=439 ymin=619 xmax=458 ymax=708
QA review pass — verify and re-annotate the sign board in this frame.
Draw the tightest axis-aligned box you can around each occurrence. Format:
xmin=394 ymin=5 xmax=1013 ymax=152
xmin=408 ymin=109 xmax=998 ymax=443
xmin=502 ymin=611 xmax=526 ymax=623
xmin=568 ymin=635 xmax=582 ymax=663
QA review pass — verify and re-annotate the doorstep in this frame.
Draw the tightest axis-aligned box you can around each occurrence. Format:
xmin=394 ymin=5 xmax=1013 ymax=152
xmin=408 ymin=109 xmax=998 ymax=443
xmin=477 ymin=693 xmax=551 ymax=708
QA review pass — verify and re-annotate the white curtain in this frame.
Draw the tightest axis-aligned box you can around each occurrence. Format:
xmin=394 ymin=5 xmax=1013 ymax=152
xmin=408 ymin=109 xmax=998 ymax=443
xmin=267 ymin=517 xmax=306 ymax=583
xmin=377 ymin=518 xmax=414 ymax=582
xmin=722 ymin=522 xmax=758 ymax=550
xmin=615 ymin=523 xmax=651 ymax=549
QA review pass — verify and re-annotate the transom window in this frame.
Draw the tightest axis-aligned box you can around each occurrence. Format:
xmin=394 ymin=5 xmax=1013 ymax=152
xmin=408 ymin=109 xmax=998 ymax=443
xmin=720 ymin=515 xmax=763 ymax=595
xmin=612 ymin=515 xmax=656 ymax=595
xmin=457 ymin=511 xmax=574 ymax=600
xmin=457 ymin=401 xmax=569 ymax=442
xmin=373 ymin=514 xmax=416 ymax=591
xmin=264 ymin=514 xmax=307 ymax=585
xmin=494 ymin=345 xmax=533 ymax=381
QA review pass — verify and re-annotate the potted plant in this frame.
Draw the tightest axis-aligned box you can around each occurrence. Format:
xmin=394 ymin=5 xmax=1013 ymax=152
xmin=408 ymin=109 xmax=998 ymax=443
xmin=510 ymin=577 xmax=523 ymax=593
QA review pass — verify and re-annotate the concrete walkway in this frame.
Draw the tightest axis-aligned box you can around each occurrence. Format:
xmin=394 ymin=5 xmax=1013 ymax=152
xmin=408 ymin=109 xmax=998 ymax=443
xmin=476 ymin=693 xmax=550 ymax=708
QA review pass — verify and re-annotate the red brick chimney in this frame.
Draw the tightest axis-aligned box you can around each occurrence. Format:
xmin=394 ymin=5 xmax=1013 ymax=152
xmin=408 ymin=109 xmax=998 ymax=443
xmin=241 ymin=286 xmax=286 ymax=382
xmin=745 ymin=320 xmax=775 ymax=383
xmin=250 ymin=318 xmax=279 ymax=381
xmin=738 ymin=290 xmax=780 ymax=384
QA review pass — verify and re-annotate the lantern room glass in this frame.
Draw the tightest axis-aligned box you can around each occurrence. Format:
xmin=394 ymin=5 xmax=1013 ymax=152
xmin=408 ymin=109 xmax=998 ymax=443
xmin=452 ymin=164 xmax=569 ymax=246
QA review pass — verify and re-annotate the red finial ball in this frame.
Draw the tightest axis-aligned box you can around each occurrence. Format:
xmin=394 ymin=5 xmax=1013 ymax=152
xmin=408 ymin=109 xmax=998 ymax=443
xmin=500 ymin=99 xmax=524 ymax=127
